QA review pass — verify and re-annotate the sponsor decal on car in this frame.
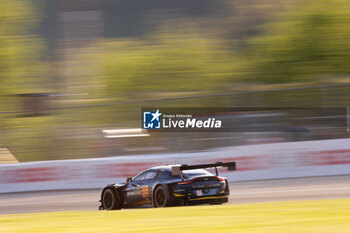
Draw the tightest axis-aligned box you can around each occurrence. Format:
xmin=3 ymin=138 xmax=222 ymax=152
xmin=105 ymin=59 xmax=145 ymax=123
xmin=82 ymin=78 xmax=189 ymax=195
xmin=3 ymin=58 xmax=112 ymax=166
xmin=141 ymin=185 xmax=150 ymax=200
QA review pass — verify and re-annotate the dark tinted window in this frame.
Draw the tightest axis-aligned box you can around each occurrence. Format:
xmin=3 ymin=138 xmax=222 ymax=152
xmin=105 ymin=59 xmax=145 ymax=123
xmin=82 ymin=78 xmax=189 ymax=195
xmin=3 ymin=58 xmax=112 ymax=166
xmin=133 ymin=171 xmax=147 ymax=181
xmin=143 ymin=171 xmax=157 ymax=180
xmin=156 ymin=170 xmax=170 ymax=179
xmin=133 ymin=170 xmax=157 ymax=181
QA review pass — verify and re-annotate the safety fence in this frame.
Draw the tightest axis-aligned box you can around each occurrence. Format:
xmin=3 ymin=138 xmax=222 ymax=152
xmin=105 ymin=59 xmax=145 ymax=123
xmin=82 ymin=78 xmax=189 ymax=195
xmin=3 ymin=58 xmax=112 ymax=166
xmin=0 ymin=138 xmax=350 ymax=193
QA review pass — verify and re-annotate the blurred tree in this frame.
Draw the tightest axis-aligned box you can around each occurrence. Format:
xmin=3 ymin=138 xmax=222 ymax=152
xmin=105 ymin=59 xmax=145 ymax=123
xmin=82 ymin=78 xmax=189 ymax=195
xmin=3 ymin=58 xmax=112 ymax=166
xmin=243 ymin=0 xmax=350 ymax=83
xmin=0 ymin=0 xmax=47 ymax=98
xmin=0 ymin=0 xmax=50 ymax=162
xmin=101 ymin=25 xmax=234 ymax=99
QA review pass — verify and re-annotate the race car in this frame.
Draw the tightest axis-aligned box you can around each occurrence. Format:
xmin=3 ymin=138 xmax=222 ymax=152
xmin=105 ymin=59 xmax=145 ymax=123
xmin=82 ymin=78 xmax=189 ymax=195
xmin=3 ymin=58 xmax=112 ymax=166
xmin=99 ymin=161 xmax=236 ymax=210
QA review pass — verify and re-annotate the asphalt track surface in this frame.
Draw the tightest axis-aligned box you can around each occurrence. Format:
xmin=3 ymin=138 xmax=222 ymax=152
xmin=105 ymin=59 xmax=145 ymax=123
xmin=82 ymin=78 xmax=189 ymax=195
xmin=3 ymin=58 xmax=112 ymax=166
xmin=1 ymin=175 xmax=350 ymax=215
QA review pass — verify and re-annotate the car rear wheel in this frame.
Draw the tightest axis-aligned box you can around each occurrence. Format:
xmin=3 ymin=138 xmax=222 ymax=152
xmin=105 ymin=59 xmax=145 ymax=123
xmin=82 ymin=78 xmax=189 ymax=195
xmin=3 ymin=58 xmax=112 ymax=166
xmin=153 ymin=186 xmax=169 ymax=207
xmin=102 ymin=188 xmax=122 ymax=210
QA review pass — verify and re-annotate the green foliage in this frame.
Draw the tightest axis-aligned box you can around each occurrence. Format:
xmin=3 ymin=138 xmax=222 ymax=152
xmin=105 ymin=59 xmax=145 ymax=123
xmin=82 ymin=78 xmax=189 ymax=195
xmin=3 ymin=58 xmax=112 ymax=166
xmin=0 ymin=0 xmax=49 ymax=161
xmin=102 ymin=29 xmax=234 ymax=98
xmin=244 ymin=0 xmax=350 ymax=83
xmin=102 ymin=0 xmax=350 ymax=92
xmin=0 ymin=0 xmax=47 ymax=96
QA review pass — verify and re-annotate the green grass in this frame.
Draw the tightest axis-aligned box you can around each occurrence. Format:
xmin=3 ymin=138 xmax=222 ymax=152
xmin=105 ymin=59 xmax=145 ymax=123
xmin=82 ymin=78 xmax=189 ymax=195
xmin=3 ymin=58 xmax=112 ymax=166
xmin=1 ymin=199 xmax=350 ymax=233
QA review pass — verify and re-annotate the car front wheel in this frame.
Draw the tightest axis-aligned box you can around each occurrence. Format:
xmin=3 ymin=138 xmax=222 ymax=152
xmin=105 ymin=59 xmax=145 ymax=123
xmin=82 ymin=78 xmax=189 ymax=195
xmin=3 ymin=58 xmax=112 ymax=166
xmin=102 ymin=188 xmax=122 ymax=210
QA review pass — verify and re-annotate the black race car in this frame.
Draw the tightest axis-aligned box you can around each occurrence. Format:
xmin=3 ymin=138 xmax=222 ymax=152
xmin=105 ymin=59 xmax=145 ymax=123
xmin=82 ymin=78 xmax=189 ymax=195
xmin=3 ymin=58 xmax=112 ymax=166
xmin=99 ymin=162 xmax=236 ymax=210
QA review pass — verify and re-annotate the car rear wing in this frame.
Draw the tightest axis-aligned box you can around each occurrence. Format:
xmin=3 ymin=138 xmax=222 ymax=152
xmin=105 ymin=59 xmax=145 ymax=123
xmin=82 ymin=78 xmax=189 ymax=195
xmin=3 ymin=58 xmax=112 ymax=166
xmin=172 ymin=162 xmax=236 ymax=181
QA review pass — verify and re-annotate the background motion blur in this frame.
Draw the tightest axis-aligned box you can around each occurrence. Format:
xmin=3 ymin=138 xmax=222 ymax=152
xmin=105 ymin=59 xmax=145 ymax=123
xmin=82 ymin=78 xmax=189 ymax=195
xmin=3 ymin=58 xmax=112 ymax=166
xmin=0 ymin=0 xmax=349 ymax=162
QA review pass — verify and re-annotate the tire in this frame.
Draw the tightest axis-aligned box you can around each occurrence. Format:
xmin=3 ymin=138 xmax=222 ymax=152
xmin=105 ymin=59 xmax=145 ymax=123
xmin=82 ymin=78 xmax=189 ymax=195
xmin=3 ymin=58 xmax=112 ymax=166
xmin=102 ymin=188 xmax=122 ymax=210
xmin=153 ymin=186 xmax=169 ymax=207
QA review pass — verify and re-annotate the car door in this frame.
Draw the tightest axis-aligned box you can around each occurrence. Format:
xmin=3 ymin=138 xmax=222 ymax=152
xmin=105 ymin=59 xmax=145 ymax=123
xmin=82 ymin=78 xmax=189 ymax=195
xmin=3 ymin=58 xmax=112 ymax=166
xmin=138 ymin=170 xmax=158 ymax=204
xmin=124 ymin=171 xmax=146 ymax=205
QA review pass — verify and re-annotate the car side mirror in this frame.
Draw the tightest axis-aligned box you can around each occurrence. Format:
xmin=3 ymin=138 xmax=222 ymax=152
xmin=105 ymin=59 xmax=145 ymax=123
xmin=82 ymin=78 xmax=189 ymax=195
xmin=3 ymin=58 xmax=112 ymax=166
xmin=126 ymin=177 xmax=132 ymax=183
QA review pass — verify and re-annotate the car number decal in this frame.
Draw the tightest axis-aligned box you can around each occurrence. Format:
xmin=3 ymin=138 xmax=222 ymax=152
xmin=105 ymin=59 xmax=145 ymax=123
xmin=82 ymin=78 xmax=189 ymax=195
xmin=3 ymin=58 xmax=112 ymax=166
xmin=141 ymin=185 xmax=150 ymax=200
